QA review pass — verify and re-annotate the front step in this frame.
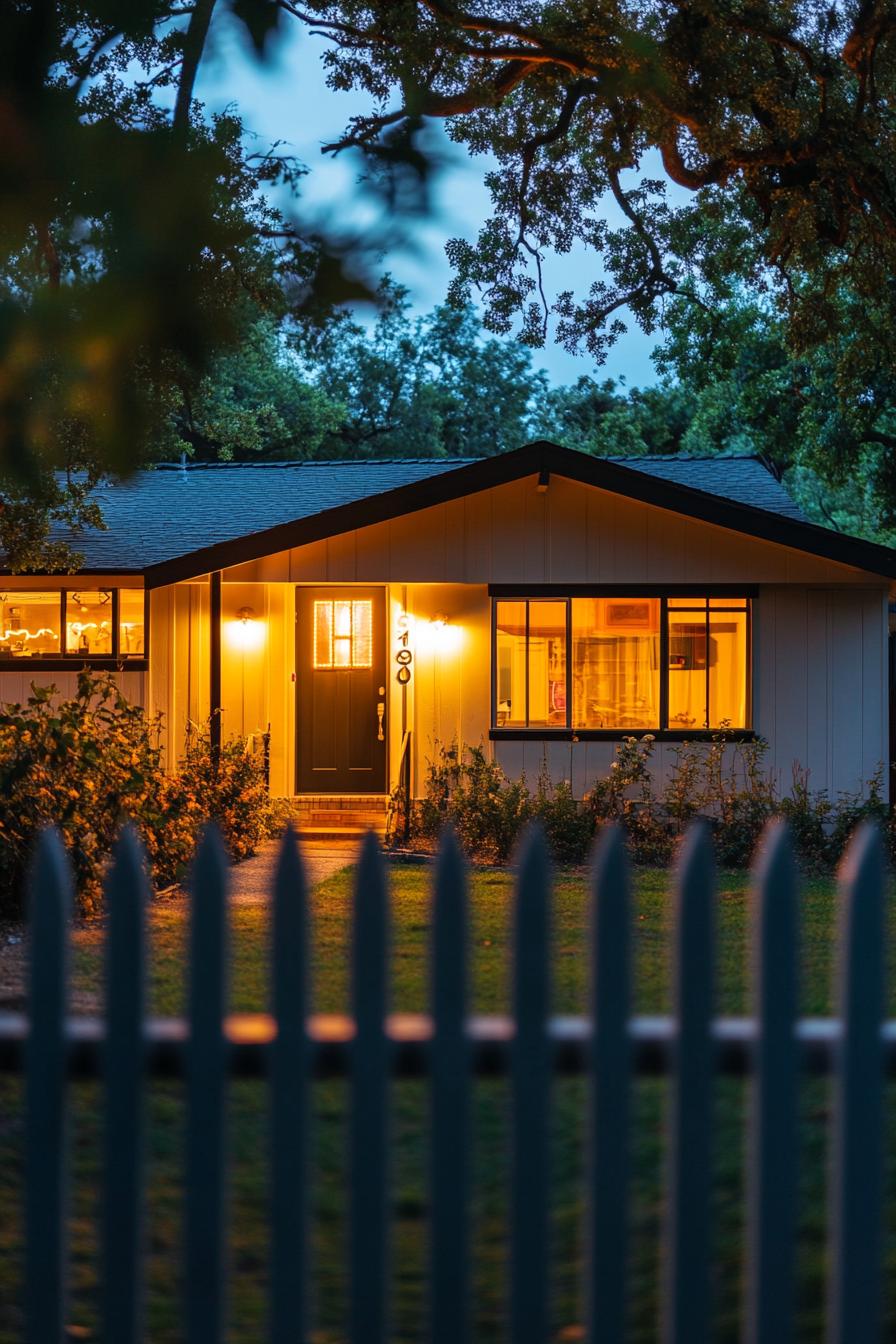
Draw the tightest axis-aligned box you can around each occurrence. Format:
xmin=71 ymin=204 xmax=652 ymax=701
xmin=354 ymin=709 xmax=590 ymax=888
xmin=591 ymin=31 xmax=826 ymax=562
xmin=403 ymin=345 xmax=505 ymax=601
xmin=291 ymin=794 xmax=389 ymax=841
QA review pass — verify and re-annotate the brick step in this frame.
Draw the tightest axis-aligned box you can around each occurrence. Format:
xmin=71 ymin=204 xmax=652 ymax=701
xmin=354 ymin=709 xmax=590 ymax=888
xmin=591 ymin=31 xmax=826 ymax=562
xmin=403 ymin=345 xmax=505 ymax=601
xmin=303 ymin=811 xmax=387 ymax=827
xmin=292 ymin=795 xmax=389 ymax=812
xmin=295 ymin=825 xmax=385 ymax=841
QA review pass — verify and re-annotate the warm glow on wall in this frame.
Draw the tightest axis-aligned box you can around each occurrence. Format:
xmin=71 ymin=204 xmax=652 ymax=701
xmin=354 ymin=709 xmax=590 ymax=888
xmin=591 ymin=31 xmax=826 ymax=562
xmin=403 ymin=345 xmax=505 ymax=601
xmin=226 ymin=606 xmax=265 ymax=653
xmin=417 ymin=612 xmax=463 ymax=657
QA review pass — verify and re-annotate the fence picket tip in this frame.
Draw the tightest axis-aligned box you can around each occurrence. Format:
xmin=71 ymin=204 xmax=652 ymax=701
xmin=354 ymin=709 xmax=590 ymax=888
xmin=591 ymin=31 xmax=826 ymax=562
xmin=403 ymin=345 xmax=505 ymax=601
xmin=273 ymin=821 xmax=305 ymax=897
xmin=29 ymin=824 xmax=72 ymax=915
xmin=837 ymin=818 xmax=885 ymax=891
xmin=751 ymin=815 xmax=794 ymax=887
xmin=592 ymin=820 xmax=627 ymax=892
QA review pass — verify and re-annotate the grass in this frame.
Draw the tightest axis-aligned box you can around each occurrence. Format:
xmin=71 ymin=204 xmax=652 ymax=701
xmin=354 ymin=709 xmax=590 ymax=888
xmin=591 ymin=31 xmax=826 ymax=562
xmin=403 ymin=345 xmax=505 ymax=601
xmin=0 ymin=856 xmax=893 ymax=1342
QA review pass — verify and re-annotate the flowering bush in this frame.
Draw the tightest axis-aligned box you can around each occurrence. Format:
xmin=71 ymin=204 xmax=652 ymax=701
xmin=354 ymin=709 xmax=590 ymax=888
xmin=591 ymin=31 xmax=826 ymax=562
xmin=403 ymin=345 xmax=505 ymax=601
xmin=0 ymin=672 xmax=272 ymax=916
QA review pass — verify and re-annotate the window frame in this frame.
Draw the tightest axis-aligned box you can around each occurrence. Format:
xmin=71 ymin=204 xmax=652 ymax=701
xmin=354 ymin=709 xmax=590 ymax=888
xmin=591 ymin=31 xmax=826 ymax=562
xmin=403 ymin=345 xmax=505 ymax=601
xmin=0 ymin=587 xmax=149 ymax=670
xmin=489 ymin=586 xmax=755 ymax=741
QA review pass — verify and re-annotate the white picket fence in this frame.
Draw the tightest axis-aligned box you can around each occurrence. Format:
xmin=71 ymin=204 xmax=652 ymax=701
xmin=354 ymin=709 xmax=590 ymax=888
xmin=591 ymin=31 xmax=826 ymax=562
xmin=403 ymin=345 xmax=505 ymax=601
xmin=0 ymin=817 xmax=890 ymax=1343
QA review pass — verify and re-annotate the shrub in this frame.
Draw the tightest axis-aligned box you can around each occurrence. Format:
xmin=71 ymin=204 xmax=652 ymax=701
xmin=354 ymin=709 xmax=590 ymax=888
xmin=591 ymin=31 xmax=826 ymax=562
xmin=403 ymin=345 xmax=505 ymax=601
xmin=0 ymin=672 xmax=272 ymax=916
xmin=405 ymin=734 xmax=889 ymax=873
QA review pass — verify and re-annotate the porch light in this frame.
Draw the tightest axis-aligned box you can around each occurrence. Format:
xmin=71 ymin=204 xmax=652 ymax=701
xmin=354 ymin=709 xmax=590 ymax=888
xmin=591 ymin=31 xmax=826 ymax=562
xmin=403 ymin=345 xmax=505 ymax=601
xmin=226 ymin=605 xmax=265 ymax=652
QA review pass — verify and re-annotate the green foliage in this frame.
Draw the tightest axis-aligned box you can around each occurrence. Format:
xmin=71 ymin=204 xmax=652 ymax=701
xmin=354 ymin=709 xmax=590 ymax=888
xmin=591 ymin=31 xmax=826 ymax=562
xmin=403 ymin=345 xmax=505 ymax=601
xmin=297 ymin=279 xmax=545 ymax=459
xmin=402 ymin=735 xmax=889 ymax=871
xmin=0 ymin=673 xmax=272 ymax=916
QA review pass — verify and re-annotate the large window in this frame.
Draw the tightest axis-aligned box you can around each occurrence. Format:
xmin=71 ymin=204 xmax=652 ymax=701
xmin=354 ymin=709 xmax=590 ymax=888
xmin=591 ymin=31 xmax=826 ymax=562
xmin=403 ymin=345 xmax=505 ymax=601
xmin=493 ymin=594 xmax=751 ymax=735
xmin=0 ymin=588 xmax=147 ymax=663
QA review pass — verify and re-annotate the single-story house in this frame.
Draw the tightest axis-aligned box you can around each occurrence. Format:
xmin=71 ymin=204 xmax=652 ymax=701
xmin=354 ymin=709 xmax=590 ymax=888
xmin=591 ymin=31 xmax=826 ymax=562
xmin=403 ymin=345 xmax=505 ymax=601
xmin=1 ymin=441 xmax=895 ymax=816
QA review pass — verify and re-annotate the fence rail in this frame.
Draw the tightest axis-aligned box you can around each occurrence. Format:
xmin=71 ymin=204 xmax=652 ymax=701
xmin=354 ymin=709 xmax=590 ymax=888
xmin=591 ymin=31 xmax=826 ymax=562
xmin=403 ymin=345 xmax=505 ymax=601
xmin=0 ymin=817 xmax=890 ymax=1343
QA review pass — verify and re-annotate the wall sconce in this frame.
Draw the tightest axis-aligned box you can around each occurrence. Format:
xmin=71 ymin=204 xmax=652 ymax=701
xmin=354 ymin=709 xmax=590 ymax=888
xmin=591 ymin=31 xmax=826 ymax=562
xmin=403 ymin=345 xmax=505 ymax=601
xmin=227 ymin=605 xmax=265 ymax=652
xmin=421 ymin=611 xmax=462 ymax=655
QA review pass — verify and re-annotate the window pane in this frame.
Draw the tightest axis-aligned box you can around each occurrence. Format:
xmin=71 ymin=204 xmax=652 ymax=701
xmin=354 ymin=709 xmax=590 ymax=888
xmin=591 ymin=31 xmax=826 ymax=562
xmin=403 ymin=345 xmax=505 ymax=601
xmin=572 ymin=598 xmax=660 ymax=728
xmin=119 ymin=590 xmax=145 ymax=657
xmin=495 ymin=601 xmax=526 ymax=726
xmin=668 ymin=597 xmax=704 ymax=609
xmin=668 ymin=612 xmax=708 ymax=728
xmin=710 ymin=597 xmax=747 ymax=609
xmin=313 ymin=601 xmax=333 ymax=667
xmin=351 ymin=600 xmax=372 ymax=667
xmin=0 ymin=591 xmax=61 ymax=658
xmin=709 ymin=609 xmax=749 ymax=727
xmin=65 ymin=590 xmax=113 ymax=656
xmin=528 ymin=600 xmax=567 ymax=727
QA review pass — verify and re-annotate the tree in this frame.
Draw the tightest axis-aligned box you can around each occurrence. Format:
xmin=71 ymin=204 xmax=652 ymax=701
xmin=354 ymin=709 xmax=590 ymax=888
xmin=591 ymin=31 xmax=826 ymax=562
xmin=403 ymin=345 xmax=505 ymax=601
xmin=297 ymin=279 xmax=545 ymax=456
xmin=160 ymin=315 xmax=344 ymax=462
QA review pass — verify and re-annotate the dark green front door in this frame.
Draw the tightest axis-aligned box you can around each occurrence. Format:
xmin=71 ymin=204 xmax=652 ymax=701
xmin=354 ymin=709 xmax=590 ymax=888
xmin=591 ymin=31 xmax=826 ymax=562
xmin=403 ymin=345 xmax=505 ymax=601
xmin=295 ymin=586 xmax=387 ymax=794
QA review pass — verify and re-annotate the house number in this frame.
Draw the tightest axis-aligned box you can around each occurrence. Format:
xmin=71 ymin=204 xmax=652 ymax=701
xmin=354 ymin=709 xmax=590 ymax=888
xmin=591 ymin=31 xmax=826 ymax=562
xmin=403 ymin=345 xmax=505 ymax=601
xmin=395 ymin=611 xmax=413 ymax=685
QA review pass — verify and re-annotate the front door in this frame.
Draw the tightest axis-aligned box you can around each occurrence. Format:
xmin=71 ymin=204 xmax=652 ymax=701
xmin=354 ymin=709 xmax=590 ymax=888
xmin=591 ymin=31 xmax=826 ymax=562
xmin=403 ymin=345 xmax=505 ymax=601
xmin=296 ymin=587 xmax=387 ymax=793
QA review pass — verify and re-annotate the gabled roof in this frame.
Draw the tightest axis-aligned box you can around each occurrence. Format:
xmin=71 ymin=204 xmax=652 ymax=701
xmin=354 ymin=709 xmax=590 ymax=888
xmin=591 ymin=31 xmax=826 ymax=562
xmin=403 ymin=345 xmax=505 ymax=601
xmin=17 ymin=441 xmax=896 ymax=583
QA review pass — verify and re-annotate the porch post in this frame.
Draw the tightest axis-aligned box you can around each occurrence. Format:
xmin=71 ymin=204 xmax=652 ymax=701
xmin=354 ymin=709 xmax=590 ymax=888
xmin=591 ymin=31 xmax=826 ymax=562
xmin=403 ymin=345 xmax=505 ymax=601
xmin=209 ymin=570 xmax=222 ymax=767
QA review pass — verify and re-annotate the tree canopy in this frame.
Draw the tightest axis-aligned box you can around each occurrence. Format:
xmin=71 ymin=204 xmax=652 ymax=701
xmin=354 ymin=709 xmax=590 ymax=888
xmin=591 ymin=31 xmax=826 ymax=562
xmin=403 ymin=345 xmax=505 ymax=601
xmin=5 ymin=1 xmax=896 ymax=566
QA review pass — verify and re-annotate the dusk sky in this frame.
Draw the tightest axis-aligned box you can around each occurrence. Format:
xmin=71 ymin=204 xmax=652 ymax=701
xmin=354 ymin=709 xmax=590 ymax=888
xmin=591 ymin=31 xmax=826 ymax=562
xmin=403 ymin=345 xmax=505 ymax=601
xmin=196 ymin=18 xmax=661 ymax=388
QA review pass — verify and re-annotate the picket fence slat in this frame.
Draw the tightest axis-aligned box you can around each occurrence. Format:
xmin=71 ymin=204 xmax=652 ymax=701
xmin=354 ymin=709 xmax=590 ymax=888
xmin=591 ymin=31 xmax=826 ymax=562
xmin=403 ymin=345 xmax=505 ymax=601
xmin=828 ymin=822 xmax=885 ymax=1344
xmin=8 ymin=816 xmax=896 ymax=1344
xmin=350 ymin=832 xmax=390 ymax=1344
xmin=746 ymin=819 xmax=798 ymax=1344
xmin=430 ymin=826 xmax=469 ymax=1344
xmin=24 ymin=827 xmax=70 ymax=1344
xmin=269 ymin=826 xmax=309 ymax=1344
xmin=511 ymin=826 xmax=551 ymax=1344
xmin=664 ymin=820 xmax=715 ymax=1344
xmin=186 ymin=828 xmax=229 ymax=1344
xmin=102 ymin=828 xmax=148 ymax=1344
xmin=587 ymin=823 xmax=630 ymax=1344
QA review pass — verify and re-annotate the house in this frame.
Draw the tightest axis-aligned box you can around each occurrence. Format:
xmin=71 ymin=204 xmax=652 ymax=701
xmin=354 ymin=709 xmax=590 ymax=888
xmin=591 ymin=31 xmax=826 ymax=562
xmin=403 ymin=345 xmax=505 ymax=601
xmin=1 ymin=441 xmax=894 ymax=819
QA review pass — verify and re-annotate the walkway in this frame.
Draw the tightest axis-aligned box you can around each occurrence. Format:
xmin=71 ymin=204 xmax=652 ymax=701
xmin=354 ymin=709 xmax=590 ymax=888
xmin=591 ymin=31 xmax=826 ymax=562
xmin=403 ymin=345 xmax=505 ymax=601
xmin=227 ymin=836 xmax=359 ymax=905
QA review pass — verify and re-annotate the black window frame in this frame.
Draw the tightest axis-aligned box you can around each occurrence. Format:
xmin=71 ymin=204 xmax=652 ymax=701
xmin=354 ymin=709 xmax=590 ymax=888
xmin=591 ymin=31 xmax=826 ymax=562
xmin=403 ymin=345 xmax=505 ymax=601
xmin=489 ymin=586 xmax=755 ymax=742
xmin=0 ymin=587 xmax=149 ymax=671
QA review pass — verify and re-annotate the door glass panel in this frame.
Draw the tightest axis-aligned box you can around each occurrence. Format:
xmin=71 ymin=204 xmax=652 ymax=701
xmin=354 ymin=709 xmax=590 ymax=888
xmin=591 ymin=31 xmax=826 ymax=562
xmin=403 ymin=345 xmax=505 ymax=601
xmin=528 ymin=600 xmax=567 ymax=727
xmin=66 ymin=589 xmax=113 ymax=655
xmin=314 ymin=601 xmax=333 ymax=667
xmin=119 ymin=590 xmax=145 ymax=657
xmin=572 ymin=598 xmax=660 ymax=728
xmin=313 ymin=599 xmax=373 ymax=668
xmin=0 ymin=591 xmax=61 ymax=658
xmin=352 ymin=601 xmax=372 ymax=667
xmin=494 ymin=601 xmax=526 ymax=726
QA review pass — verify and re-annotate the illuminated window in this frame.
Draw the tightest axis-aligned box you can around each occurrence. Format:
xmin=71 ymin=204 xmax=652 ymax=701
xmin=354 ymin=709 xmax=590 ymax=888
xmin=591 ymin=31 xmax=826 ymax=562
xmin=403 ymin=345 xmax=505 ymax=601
xmin=119 ymin=590 xmax=145 ymax=657
xmin=493 ymin=595 xmax=750 ymax=733
xmin=0 ymin=591 xmax=61 ymax=658
xmin=314 ymin=599 xmax=373 ymax=669
xmin=668 ymin=597 xmax=749 ymax=729
xmin=494 ymin=599 xmax=567 ymax=727
xmin=572 ymin=598 xmax=660 ymax=729
xmin=65 ymin=590 xmax=113 ymax=656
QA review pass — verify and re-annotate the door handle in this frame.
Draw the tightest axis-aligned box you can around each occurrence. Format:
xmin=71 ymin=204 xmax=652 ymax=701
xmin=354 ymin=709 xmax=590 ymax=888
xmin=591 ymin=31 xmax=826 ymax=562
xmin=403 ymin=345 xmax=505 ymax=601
xmin=377 ymin=700 xmax=385 ymax=741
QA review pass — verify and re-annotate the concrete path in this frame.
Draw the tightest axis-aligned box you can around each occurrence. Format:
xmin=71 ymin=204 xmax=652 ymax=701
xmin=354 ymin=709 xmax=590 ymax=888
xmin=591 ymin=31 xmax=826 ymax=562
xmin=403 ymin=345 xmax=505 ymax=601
xmin=228 ymin=836 xmax=359 ymax=905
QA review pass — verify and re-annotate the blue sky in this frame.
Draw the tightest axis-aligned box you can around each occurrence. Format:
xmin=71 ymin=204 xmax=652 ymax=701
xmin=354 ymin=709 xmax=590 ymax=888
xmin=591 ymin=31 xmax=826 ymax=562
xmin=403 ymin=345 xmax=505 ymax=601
xmin=195 ymin=18 xmax=660 ymax=388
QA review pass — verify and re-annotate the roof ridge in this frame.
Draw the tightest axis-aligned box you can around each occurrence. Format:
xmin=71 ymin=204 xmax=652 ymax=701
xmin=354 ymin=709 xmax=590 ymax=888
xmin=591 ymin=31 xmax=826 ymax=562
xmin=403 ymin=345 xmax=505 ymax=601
xmin=145 ymin=457 xmax=477 ymax=471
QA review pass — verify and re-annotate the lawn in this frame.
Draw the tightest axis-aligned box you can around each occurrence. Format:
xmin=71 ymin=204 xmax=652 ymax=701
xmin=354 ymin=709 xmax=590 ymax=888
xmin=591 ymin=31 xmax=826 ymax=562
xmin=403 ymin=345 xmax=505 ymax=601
xmin=0 ymin=855 xmax=893 ymax=1342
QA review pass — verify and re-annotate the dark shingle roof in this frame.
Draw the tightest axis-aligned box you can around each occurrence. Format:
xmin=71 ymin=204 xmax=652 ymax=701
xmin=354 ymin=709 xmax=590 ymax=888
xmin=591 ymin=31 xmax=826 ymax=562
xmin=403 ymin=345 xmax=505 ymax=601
xmin=41 ymin=451 xmax=810 ymax=573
